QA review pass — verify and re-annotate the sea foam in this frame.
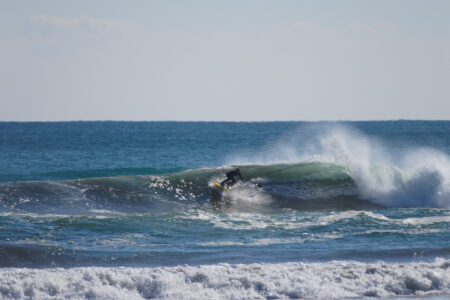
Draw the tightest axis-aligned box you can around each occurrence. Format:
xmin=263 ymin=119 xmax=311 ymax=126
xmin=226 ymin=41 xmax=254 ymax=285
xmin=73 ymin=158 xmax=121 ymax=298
xmin=0 ymin=259 xmax=448 ymax=299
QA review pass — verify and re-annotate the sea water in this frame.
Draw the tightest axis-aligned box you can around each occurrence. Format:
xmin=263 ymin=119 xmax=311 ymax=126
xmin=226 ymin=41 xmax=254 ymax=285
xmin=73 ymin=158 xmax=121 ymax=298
xmin=0 ymin=121 xmax=449 ymax=299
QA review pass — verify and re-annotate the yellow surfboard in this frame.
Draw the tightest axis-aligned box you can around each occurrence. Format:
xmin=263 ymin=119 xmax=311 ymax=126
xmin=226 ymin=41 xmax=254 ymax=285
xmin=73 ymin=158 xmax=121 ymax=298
xmin=213 ymin=181 xmax=230 ymax=190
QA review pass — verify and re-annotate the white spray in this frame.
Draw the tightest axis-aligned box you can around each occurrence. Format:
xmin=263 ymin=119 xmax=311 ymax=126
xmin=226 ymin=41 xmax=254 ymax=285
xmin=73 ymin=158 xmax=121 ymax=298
xmin=228 ymin=124 xmax=450 ymax=208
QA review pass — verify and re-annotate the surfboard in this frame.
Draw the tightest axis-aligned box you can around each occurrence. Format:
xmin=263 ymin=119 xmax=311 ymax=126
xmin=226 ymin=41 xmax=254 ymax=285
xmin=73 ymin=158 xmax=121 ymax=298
xmin=212 ymin=181 xmax=230 ymax=190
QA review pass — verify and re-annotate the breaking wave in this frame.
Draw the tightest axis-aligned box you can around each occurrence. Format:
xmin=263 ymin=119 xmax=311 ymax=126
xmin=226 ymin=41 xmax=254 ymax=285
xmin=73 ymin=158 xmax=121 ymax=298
xmin=1 ymin=125 xmax=449 ymax=214
xmin=0 ymin=259 xmax=449 ymax=299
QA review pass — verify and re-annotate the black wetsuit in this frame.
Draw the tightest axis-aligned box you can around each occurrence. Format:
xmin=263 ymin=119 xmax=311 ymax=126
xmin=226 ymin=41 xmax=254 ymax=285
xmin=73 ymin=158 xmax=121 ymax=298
xmin=220 ymin=170 xmax=243 ymax=187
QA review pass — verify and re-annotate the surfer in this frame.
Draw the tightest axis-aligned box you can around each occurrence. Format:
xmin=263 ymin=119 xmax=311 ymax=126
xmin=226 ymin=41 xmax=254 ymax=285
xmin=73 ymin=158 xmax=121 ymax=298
xmin=220 ymin=168 xmax=244 ymax=187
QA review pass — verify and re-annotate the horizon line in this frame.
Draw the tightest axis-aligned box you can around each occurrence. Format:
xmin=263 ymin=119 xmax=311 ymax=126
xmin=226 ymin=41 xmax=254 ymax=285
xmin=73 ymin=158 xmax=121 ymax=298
xmin=0 ymin=119 xmax=449 ymax=123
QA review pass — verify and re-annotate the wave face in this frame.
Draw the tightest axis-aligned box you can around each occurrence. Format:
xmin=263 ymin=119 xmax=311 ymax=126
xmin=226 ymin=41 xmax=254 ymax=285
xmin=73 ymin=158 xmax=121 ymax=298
xmin=1 ymin=156 xmax=449 ymax=216
xmin=0 ymin=162 xmax=382 ymax=215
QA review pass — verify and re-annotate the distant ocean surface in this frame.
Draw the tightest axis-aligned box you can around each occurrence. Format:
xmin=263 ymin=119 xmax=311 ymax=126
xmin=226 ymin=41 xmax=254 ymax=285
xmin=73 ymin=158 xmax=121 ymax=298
xmin=0 ymin=121 xmax=449 ymax=299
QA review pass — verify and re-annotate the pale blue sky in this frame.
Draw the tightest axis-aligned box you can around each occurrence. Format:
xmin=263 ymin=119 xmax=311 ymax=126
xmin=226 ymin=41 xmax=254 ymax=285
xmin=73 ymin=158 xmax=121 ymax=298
xmin=1 ymin=0 xmax=449 ymax=121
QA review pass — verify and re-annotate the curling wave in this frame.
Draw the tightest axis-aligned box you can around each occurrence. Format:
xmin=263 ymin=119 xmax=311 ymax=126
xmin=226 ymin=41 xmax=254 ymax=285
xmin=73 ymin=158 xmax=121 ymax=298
xmin=1 ymin=157 xmax=449 ymax=215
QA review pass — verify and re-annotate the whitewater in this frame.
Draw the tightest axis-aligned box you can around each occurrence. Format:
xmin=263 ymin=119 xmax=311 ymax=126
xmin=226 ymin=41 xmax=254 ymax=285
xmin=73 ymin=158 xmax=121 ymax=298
xmin=0 ymin=121 xmax=449 ymax=299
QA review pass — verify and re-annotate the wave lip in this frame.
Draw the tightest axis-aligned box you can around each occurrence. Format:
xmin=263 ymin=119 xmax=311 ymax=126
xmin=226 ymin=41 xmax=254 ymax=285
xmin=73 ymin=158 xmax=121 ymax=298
xmin=0 ymin=259 xmax=449 ymax=299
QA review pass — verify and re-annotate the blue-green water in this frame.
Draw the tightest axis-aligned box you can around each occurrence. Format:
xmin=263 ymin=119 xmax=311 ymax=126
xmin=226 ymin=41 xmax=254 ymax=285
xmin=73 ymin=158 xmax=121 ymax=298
xmin=0 ymin=121 xmax=449 ymax=299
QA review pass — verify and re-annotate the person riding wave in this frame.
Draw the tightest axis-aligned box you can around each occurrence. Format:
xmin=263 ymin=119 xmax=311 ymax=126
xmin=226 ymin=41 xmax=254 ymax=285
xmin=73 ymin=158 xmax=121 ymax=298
xmin=220 ymin=168 xmax=244 ymax=187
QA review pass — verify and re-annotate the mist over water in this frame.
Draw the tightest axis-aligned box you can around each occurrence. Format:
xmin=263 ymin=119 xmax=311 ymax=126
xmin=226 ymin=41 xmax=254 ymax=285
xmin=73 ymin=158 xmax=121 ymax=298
xmin=0 ymin=121 xmax=449 ymax=299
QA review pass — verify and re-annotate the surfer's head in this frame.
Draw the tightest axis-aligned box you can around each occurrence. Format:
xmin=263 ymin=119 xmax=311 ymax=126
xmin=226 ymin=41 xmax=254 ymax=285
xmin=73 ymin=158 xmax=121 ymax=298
xmin=236 ymin=168 xmax=240 ymax=172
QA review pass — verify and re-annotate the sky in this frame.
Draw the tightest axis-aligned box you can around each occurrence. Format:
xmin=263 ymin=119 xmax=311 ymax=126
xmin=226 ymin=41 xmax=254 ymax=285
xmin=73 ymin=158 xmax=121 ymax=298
xmin=0 ymin=0 xmax=449 ymax=121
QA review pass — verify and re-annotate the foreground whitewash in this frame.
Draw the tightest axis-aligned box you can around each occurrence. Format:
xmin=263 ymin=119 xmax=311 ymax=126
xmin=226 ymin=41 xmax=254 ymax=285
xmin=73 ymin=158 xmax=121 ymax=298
xmin=0 ymin=259 xmax=449 ymax=299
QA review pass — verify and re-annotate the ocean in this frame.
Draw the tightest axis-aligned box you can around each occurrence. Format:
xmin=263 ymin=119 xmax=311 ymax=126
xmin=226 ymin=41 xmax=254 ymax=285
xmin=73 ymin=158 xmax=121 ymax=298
xmin=0 ymin=121 xmax=449 ymax=299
